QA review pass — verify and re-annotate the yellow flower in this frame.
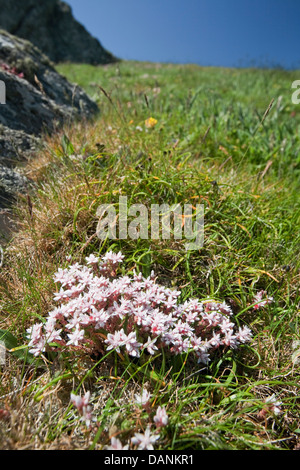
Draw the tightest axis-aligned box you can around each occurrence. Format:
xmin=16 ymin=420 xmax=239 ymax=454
xmin=145 ymin=117 xmax=158 ymax=129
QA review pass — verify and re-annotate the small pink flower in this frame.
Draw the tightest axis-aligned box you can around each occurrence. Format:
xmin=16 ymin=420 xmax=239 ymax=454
xmin=131 ymin=426 xmax=160 ymax=450
xmin=70 ymin=391 xmax=95 ymax=428
xmin=135 ymin=389 xmax=151 ymax=407
xmin=44 ymin=319 xmax=63 ymax=343
xmin=67 ymin=325 xmax=85 ymax=346
xmin=123 ymin=331 xmax=142 ymax=357
xmin=107 ymin=437 xmax=129 ymax=450
xmin=71 ymin=390 xmax=90 ymax=409
xmin=253 ymin=290 xmax=273 ymax=310
xmin=258 ymin=394 xmax=282 ymax=420
xmin=105 ymin=329 xmax=127 ymax=353
xmin=153 ymin=406 xmax=169 ymax=428
xmin=265 ymin=394 xmax=282 ymax=415
xmin=99 ymin=251 xmax=125 ymax=276
xmin=222 ymin=330 xmax=238 ymax=349
xmin=219 ymin=318 xmax=235 ymax=334
xmin=236 ymin=325 xmax=252 ymax=343
xmin=26 ymin=323 xmax=46 ymax=356
xmin=144 ymin=337 xmax=158 ymax=355
xmin=85 ymin=254 xmax=100 ymax=265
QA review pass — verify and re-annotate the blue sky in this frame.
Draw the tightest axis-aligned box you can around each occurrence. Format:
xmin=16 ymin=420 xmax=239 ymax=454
xmin=67 ymin=0 xmax=300 ymax=69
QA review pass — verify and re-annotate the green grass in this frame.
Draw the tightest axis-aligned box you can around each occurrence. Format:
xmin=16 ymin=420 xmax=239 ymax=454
xmin=0 ymin=60 xmax=299 ymax=450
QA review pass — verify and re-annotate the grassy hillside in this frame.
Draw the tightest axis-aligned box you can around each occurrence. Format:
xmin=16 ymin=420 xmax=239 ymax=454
xmin=0 ymin=60 xmax=299 ymax=450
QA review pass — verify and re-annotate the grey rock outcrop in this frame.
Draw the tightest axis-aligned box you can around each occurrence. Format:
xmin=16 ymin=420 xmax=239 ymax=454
xmin=0 ymin=0 xmax=117 ymax=65
xmin=0 ymin=30 xmax=99 ymax=224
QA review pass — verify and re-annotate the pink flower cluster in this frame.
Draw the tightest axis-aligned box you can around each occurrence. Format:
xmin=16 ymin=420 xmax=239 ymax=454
xmin=26 ymin=251 xmax=252 ymax=363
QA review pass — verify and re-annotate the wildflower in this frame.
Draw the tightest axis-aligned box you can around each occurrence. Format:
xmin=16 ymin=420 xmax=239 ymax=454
xmin=113 ymin=299 xmax=132 ymax=320
xmin=26 ymin=323 xmax=46 ymax=356
xmin=258 ymin=394 xmax=282 ymax=420
xmin=195 ymin=348 xmax=211 ymax=365
xmin=67 ymin=325 xmax=85 ymax=346
xmin=44 ymin=318 xmax=63 ymax=344
xmin=218 ymin=302 xmax=233 ymax=315
xmin=145 ymin=117 xmax=158 ymax=129
xmin=105 ymin=329 xmax=127 ymax=353
xmin=153 ymin=406 xmax=169 ymax=428
xmin=150 ymin=312 xmax=171 ymax=336
xmin=173 ymin=320 xmax=194 ymax=336
xmin=265 ymin=394 xmax=282 ymax=415
xmin=170 ymin=336 xmax=192 ymax=355
xmin=222 ymin=330 xmax=239 ymax=349
xmin=135 ymin=389 xmax=151 ymax=407
xmin=53 ymin=267 xmax=72 ymax=286
xmin=123 ymin=331 xmax=142 ymax=357
xmin=99 ymin=251 xmax=124 ymax=276
xmin=134 ymin=305 xmax=150 ymax=326
xmin=47 ymin=307 xmax=64 ymax=322
xmin=163 ymin=295 xmax=179 ymax=312
xmin=90 ymin=306 xmax=109 ymax=329
xmin=236 ymin=325 xmax=252 ymax=343
xmin=131 ymin=426 xmax=160 ymax=450
xmin=253 ymin=290 xmax=273 ymax=309
xmin=208 ymin=332 xmax=222 ymax=348
xmin=101 ymin=250 xmax=124 ymax=265
xmin=70 ymin=391 xmax=95 ymax=428
xmin=144 ymin=336 xmax=158 ymax=355
xmin=71 ymin=391 xmax=89 ymax=409
xmin=85 ymin=254 xmax=100 ymax=266
xmin=107 ymin=436 xmax=129 ymax=450
xmin=202 ymin=311 xmax=221 ymax=327
xmin=219 ymin=318 xmax=235 ymax=334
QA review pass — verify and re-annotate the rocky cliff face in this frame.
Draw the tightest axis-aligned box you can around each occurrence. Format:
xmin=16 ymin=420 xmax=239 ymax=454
xmin=0 ymin=0 xmax=117 ymax=65
xmin=0 ymin=30 xmax=99 ymax=222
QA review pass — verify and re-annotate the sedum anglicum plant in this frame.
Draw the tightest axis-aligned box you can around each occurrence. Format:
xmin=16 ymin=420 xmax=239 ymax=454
xmin=26 ymin=251 xmax=253 ymax=363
